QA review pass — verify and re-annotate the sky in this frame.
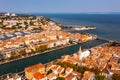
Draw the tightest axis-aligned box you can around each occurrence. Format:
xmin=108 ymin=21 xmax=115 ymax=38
xmin=0 ymin=0 xmax=120 ymax=13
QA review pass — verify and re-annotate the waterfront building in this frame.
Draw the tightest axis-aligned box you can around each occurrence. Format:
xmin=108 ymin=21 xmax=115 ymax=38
xmin=25 ymin=63 xmax=45 ymax=80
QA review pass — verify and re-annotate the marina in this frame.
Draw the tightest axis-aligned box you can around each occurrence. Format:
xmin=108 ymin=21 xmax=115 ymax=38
xmin=0 ymin=30 xmax=41 ymax=40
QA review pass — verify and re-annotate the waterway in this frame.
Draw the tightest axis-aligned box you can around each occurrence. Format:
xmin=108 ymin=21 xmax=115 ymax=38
xmin=0 ymin=39 xmax=107 ymax=76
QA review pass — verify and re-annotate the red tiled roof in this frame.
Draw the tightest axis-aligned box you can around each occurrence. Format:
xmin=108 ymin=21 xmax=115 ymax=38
xmin=33 ymin=72 xmax=45 ymax=80
xmin=25 ymin=63 xmax=44 ymax=72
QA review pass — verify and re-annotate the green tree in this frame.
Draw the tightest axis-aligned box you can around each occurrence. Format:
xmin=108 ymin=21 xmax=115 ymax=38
xmin=55 ymin=77 xmax=65 ymax=80
xmin=108 ymin=41 xmax=117 ymax=47
xmin=57 ymin=62 xmax=87 ymax=73
xmin=47 ymin=69 xmax=53 ymax=75
xmin=112 ymin=74 xmax=120 ymax=80
xmin=95 ymin=74 xmax=105 ymax=80
xmin=77 ymin=66 xmax=87 ymax=73
xmin=69 ymin=40 xmax=73 ymax=44
xmin=89 ymin=67 xmax=101 ymax=74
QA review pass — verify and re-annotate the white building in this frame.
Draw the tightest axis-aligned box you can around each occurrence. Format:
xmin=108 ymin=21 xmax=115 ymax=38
xmin=79 ymin=49 xmax=91 ymax=60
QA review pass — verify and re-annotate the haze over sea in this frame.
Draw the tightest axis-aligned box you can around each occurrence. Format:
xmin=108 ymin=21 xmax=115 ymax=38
xmin=34 ymin=13 xmax=120 ymax=42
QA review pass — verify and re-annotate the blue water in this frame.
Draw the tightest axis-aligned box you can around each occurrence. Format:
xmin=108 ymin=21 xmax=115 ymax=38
xmin=34 ymin=14 xmax=120 ymax=42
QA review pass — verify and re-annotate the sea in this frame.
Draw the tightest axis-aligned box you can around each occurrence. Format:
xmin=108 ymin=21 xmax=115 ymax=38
xmin=34 ymin=13 xmax=120 ymax=42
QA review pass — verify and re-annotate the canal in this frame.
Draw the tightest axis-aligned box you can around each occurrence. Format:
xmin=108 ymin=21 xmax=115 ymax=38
xmin=0 ymin=39 xmax=108 ymax=76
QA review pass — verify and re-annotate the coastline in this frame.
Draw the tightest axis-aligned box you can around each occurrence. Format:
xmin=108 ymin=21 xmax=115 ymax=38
xmin=1 ymin=13 xmax=120 ymax=80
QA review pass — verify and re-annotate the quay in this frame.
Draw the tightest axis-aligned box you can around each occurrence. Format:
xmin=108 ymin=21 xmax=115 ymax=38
xmin=0 ymin=39 xmax=108 ymax=76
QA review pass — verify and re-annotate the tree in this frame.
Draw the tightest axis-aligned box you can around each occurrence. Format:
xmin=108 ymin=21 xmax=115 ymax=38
xmin=108 ymin=41 xmax=117 ymax=47
xmin=112 ymin=74 xmax=120 ymax=80
xmin=69 ymin=40 xmax=73 ymax=44
xmin=95 ymin=74 xmax=105 ymax=80
xmin=57 ymin=62 xmax=87 ymax=73
xmin=89 ymin=67 xmax=101 ymax=74
xmin=77 ymin=66 xmax=87 ymax=73
xmin=47 ymin=69 xmax=53 ymax=75
xmin=55 ymin=77 xmax=65 ymax=80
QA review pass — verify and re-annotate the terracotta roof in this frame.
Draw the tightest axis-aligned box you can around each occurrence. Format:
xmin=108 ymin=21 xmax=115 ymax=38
xmin=33 ymin=72 xmax=45 ymax=80
xmin=65 ymin=67 xmax=73 ymax=74
xmin=47 ymin=73 xmax=56 ymax=80
xmin=25 ymin=63 xmax=44 ymax=72
xmin=66 ymin=74 xmax=76 ymax=80
xmin=82 ymin=71 xmax=94 ymax=80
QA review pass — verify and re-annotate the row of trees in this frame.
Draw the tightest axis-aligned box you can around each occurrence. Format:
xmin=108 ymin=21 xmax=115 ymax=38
xmin=95 ymin=74 xmax=105 ymax=80
xmin=56 ymin=62 xmax=106 ymax=80
xmin=112 ymin=73 xmax=120 ymax=80
xmin=57 ymin=62 xmax=120 ymax=80
xmin=55 ymin=77 xmax=65 ymax=80
xmin=57 ymin=62 xmax=101 ymax=74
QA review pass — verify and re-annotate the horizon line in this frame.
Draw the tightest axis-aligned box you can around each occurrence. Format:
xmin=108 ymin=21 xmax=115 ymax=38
xmin=1 ymin=12 xmax=120 ymax=14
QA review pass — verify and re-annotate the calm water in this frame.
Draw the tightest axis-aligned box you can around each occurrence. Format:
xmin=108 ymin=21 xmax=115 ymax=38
xmin=0 ymin=39 xmax=107 ymax=76
xmin=35 ymin=13 xmax=120 ymax=42
xmin=0 ymin=13 xmax=118 ymax=76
